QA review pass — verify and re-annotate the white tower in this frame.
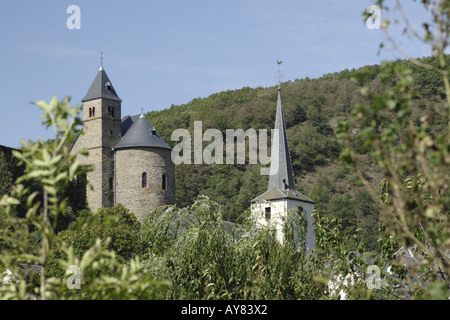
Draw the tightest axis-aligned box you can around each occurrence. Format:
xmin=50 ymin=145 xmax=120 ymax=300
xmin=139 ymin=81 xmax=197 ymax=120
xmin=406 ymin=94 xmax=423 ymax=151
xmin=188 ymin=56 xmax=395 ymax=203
xmin=250 ymin=86 xmax=315 ymax=252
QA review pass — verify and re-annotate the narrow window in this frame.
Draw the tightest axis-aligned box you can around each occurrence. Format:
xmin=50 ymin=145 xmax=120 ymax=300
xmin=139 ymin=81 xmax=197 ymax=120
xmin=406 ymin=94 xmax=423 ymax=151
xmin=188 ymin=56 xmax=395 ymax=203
xmin=162 ymin=173 xmax=167 ymax=190
xmin=89 ymin=107 xmax=92 ymax=118
xmin=109 ymin=177 xmax=113 ymax=190
xmin=142 ymin=172 xmax=147 ymax=188
xmin=265 ymin=207 xmax=271 ymax=220
xmin=111 ymin=107 xmax=114 ymax=118
xmin=92 ymin=107 xmax=95 ymax=117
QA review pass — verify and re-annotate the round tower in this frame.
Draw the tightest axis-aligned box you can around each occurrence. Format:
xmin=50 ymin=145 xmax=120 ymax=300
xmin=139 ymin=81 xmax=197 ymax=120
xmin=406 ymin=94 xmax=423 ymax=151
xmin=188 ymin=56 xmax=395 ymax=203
xmin=113 ymin=114 xmax=175 ymax=221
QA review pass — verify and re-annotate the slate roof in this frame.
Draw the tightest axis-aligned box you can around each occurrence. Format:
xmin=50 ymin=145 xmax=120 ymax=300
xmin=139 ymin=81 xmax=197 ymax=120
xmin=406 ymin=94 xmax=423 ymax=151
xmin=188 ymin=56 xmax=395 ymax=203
xmin=81 ymin=66 xmax=122 ymax=102
xmin=251 ymin=188 xmax=314 ymax=204
xmin=268 ymin=87 xmax=296 ymax=191
xmin=114 ymin=114 xmax=171 ymax=150
xmin=251 ymin=87 xmax=314 ymax=204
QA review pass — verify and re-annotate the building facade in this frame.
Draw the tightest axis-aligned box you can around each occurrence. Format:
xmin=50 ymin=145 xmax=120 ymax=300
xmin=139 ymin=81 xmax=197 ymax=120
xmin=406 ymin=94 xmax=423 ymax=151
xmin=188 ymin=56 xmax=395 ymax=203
xmin=251 ymin=87 xmax=315 ymax=251
xmin=71 ymin=66 xmax=175 ymax=221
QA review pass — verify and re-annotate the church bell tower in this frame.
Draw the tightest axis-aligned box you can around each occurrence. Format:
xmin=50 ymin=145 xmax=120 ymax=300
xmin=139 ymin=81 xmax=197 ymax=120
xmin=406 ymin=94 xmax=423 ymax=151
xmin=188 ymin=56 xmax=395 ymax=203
xmin=72 ymin=66 xmax=122 ymax=212
xmin=250 ymin=86 xmax=315 ymax=252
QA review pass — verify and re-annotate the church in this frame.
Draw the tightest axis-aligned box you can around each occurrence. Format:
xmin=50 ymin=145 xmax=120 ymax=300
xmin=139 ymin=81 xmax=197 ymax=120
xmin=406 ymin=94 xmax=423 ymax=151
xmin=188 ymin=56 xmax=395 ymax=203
xmin=250 ymin=86 xmax=315 ymax=251
xmin=70 ymin=66 xmax=175 ymax=221
xmin=71 ymin=66 xmax=314 ymax=248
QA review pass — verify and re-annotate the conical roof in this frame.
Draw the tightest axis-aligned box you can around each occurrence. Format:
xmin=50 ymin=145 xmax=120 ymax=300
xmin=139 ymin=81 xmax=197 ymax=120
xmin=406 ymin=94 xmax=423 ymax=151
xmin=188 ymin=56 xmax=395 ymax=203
xmin=251 ymin=87 xmax=313 ymax=204
xmin=268 ymin=87 xmax=296 ymax=191
xmin=114 ymin=114 xmax=171 ymax=150
xmin=82 ymin=66 xmax=121 ymax=102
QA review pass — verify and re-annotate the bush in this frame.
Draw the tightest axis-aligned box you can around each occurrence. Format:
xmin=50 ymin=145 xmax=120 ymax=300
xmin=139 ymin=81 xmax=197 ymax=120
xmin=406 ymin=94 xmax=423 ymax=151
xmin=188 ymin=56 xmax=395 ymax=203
xmin=46 ymin=204 xmax=140 ymax=279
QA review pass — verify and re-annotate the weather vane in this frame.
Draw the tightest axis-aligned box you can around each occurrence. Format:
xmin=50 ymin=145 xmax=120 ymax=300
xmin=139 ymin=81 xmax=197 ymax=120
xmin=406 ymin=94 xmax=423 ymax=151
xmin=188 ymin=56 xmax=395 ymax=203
xmin=275 ymin=60 xmax=284 ymax=86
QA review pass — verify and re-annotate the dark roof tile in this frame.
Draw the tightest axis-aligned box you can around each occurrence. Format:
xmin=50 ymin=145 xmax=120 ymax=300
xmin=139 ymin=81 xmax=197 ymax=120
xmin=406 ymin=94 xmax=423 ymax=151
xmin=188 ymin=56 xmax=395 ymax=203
xmin=82 ymin=67 xmax=121 ymax=102
xmin=115 ymin=114 xmax=171 ymax=150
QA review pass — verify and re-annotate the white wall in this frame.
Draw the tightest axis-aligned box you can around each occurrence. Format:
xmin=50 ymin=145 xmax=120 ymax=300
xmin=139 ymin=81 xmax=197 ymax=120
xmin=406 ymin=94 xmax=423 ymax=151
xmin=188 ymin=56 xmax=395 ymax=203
xmin=251 ymin=199 xmax=315 ymax=252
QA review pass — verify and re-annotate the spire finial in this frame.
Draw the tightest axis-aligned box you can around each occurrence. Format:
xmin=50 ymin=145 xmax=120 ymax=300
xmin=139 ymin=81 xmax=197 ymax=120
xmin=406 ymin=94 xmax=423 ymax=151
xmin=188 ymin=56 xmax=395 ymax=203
xmin=139 ymin=108 xmax=145 ymax=118
xmin=275 ymin=60 xmax=283 ymax=87
xmin=100 ymin=52 xmax=104 ymax=68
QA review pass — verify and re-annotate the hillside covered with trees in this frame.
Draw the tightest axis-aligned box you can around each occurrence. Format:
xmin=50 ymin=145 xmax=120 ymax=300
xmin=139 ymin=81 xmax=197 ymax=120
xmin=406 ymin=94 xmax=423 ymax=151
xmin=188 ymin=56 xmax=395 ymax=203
xmin=146 ymin=54 xmax=449 ymax=248
xmin=0 ymin=55 xmax=447 ymax=250
xmin=0 ymin=0 xmax=448 ymax=300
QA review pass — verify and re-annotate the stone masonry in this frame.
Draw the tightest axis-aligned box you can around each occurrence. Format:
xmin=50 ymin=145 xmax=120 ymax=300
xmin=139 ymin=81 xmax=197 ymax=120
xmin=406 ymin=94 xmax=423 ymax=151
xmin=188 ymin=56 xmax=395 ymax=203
xmin=71 ymin=67 xmax=175 ymax=220
xmin=115 ymin=147 xmax=175 ymax=221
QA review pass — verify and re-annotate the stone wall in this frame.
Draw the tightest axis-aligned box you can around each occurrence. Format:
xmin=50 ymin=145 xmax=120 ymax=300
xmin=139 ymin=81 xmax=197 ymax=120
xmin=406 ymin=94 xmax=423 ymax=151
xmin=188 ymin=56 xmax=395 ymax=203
xmin=70 ymin=97 xmax=121 ymax=212
xmin=70 ymin=94 xmax=175 ymax=220
xmin=115 ymin=147 xmax=175 ymax=221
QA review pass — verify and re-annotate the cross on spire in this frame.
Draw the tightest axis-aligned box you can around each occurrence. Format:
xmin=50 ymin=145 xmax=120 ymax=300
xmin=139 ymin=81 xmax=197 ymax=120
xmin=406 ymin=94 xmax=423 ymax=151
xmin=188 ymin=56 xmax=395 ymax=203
xmin=141 ymin=107 xmax=144 ymax=114
xmin=100 ymin=52 xmax=104 ymax=67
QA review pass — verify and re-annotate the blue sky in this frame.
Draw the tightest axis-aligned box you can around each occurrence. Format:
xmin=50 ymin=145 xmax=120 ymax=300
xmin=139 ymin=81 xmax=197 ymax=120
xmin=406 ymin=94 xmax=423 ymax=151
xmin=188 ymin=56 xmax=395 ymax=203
xmin=0 ymin=0 xmax=434 ymax=148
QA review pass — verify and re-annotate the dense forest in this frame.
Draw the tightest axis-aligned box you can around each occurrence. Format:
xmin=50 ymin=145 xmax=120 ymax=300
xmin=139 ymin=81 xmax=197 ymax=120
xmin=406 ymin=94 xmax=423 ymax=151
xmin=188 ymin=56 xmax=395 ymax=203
xmin=1 ymin=0 xmax=448 ymax=301
xmin=0 ymin=56 xmax=448 ymax=250
xmin=144 ymin=54 xmax=449 ymax=249
xmin=0 ymin=55 xmax=448 ymax=301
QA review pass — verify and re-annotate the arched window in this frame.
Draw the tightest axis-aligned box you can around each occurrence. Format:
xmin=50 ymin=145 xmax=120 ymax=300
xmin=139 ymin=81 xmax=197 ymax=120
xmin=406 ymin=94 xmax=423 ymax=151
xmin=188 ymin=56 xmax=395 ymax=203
xmin=89 ymin=107 xmax=92 ymax=118
xmin=92 ymin=107 xmax=95 ymax=117
xmin=142 ymin=172 xmax=147 ymax=188
xmin=162 ymin=173 xmax=167 ymax=190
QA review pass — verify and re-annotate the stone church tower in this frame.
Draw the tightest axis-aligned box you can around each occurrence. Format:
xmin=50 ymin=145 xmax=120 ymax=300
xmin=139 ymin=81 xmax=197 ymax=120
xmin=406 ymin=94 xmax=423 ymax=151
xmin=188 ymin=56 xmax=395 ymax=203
xmin=114 ymin=114 xmax=175 ymax=221
xmin=251 ymin=87 xmax=315 ymax=252
xmin=71 ymin=66 xmax=175 ymax=221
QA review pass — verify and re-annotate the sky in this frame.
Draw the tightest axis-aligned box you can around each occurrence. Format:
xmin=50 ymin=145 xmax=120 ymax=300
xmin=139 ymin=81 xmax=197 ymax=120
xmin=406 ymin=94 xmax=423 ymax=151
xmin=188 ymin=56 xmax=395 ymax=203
xmin=0 ymin=0 xmax=436 ymax=148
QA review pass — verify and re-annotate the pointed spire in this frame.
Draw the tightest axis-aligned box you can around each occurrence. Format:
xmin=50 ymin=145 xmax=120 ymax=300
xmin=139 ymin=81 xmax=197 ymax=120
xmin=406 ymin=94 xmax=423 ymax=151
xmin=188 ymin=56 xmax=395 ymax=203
xmin=251 ymin=86 xmax=314 ymax=204
xmin=82 ymin=67 xmax=121 ymax=102
xmin=268 ymin=86 xmax=296 ymax=192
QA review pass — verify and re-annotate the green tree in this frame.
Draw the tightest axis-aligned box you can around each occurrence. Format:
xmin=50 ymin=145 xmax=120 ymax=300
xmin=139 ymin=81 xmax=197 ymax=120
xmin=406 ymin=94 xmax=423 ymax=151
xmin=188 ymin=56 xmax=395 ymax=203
xmin=0 ymin=97 xmax=167 ymax=300
xmin=0 ymin=150 xmax=14 ymax=198
xmin=46 ymin=204 xmax=140 ymax=279
xmin=338 ymin=0 xmax=450 ymax=299
xmin=139 ymin=195 xmax=327 ymax=300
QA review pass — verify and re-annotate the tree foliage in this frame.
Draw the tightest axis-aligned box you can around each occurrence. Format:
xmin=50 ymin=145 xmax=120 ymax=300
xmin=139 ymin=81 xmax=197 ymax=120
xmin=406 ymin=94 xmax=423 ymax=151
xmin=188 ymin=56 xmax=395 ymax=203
xmin=148 ymin=54 xmax=448 ymax=248
xmin=338 ymin=0 xmax=450 ymax=299
xmin=1 ymin=0 xmax=449 ymax=301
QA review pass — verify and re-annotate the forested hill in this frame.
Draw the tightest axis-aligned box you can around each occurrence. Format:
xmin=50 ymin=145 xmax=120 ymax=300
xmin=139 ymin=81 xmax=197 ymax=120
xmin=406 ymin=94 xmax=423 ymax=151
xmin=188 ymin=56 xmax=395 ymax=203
xmin=0 ymin=145 xmax=23 ymax=198
xmin=0 ymin=56 xmax=447 ymax=248
xmin=146 ymin=55 xmax=448 ymax=247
